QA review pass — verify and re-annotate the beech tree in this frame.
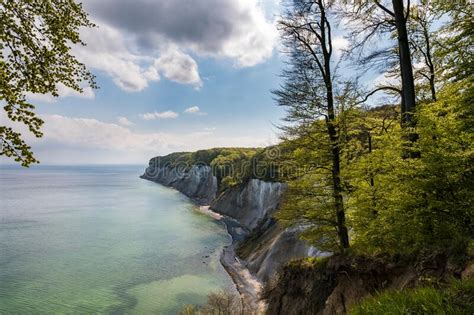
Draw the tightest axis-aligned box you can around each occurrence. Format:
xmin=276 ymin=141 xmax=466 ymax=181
xmin=343 ymin=0 xmax=416 ymax=127
xmin=275 ymin=0 xmax=350 ymax=251
xmin=0 ymin=0 xmax=96 ymax=166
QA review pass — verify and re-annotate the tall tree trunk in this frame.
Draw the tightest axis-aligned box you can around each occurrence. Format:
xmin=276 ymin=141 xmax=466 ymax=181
xmin=392 ymin=0 xmax=417 ymax=126
xmin=326 ymin=85 xmax=350 ymax=249
xmin=429 ymin=73 xmax=436 ymax=101
xmin=418 ymin=16 xmax=437 ymax=101
xmin=324 ymin=56 xmax=350 ymax=250
xmin=319 ymin=0 xmax=350 ymax=250
xmin=423 ymin=26 xmax=437 ymax=101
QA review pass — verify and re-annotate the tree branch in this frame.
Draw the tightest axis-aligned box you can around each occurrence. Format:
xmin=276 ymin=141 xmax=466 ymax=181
xmin=374 ymin=0 xmax=395 ymax=17
xmin=405 ymin=0 xmax=411 ymax=22
xmin=355 ymin=86 xmax=402 ymax=105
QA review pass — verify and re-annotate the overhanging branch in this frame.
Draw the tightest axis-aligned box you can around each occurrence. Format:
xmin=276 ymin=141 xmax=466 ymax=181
xmin=355 ymin=86 xmax=402 ymax=105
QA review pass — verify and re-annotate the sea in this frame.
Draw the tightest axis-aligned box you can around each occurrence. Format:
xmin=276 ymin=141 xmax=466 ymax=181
xmin=0 ymin=165 xmax=234 ymax=314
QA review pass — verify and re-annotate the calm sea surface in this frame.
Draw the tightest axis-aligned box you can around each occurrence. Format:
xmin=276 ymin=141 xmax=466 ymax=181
xmin=0 ymin=165 xmax=233 ymax=314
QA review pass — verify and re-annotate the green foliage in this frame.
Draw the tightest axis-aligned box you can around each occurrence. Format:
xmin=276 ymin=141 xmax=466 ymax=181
xmin=0 ymin=0 xmax=96 ymax=166
xmin=276 ymin=119 xmax=337 ymax=251
xmin=149 ymin=146 xmax=295 ymax=192
xmin=347 ymin=79 xmax=473 ymax=256
xmin=349 ymin=279 xmax=474 ymax=315
xmin=151 ymin=148 xmax=254 ymax=167
xmin=210 ymin=148 xmax=256 ymax=188
xmin=277 ymin=103 xmax=385 ymax=252
xmin=151 ymin=151 xmax=194 ymax=168
xmin=248 ymin=145 xmax=290 ymax=182
xmin=278 ymin=168 xmax=342 ymax=252
xmin=434 ymin=1 xmax=474 ymax=83
xmin=299 ymin=256 xmax=330 ymax=270
xmin=278 ymin=78 xmax=472 ymax=257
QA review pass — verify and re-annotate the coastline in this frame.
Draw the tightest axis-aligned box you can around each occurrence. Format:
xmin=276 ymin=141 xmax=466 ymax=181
xmin=197 ymin=206 xmax=265 ymax=314
xmin=141 ymin=174 xmax=265 ymax=313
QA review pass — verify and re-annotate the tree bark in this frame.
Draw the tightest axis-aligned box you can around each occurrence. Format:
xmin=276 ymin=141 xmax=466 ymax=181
xmin=326 ymin=91 xmax=350 ymax=249
xmin=416 ymin=15 xmax=437 ymax=102
xmin=423 ymin=25 xmax=437 ymax=101
xmin=392 ymin=0 xmax=417 ymax=126
xmin=319 ymin=1 xmax=350 ymax=250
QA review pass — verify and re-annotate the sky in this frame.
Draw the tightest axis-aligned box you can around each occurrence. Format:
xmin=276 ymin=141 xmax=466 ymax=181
xmin=1 ymin=0 xmax=385 ymax=165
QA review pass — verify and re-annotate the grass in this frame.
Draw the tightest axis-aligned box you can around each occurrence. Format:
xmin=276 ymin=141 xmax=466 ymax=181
xmin=349 ymin=278 xmax=474 ymax=315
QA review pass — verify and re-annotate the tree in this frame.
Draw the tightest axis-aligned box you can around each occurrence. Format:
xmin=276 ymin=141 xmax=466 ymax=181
xmin=409 ymin=0 xmax=438 ymax=102
xmin=391 ymin=0 xmax=417 ymax=126
xmin=275 ymin=0 xmax=351 ymax=250
xmin=201 ymin=290 xmax=241 ymax=315
xmin=343 ymin=0 xmax=417 ymax=127
xmin=274 ymin=0 xmax=472 ymax=261
xmin=434 ymin=1 xmax=474 ymax=83
xmin=0 ymin=0 xmax=96 ymax=166
xmin=178 ymin=290 xmax=241 ymax=315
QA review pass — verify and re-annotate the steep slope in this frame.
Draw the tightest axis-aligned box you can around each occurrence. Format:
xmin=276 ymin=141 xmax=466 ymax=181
xmin=141 ymin=164 xmax=218 ymax=205
xmin=210 ymin=179 xmax=285 ymax=231
xmin=209 ymin=178 xmax=320 ymax=282
xmin=264 ymin=254 xmax=468 ymax=315
xmin=141 ymin=151 xmax=318 ymax=299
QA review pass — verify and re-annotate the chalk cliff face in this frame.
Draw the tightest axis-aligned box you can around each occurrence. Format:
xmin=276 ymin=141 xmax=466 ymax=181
xmin=238 ymin=222 xmax=324 ymax=283
xmin=141 ymin=158 xmax=318 ymax=285
xmin=210 ymin=179 xmax=286 ymax=231
xmin=141 ymin=164 xmax=218 ymax=205
xmin=209 ymin=179 xmax=319 ymax=282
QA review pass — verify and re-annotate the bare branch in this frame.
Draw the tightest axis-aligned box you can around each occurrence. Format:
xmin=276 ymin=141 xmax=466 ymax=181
xmin=355 ymin=86 xmax=402 ymax=105
xmin=374 ymin=0 xmax=395 ymax=17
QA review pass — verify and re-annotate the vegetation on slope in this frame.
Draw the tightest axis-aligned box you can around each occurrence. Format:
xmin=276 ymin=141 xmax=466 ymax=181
xmin=350 ymin=279 xmax=474 ymax=315
xmin=178 ymin=290 xmax=241 ymax=315
xmin=273 ymin=0 xmax=473 ymax=259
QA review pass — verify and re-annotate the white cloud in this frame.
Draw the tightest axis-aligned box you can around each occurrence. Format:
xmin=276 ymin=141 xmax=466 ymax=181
xmin=184 ymin=106 xmax=200 ymax=114
xmin=39 ymin=115 xmax=163 ymax=152
xmin=143 ymin=66 xmax=160 ymax=81
xmin=155 ymin=48 xmax=202 ymax=88
xmin=75 ymin=23 xmax=160 ymax=92
xmin=117 ymin=117 xmax=134 ymax=126
xmin=184 ymin=106 xmax=207 ymax=115
xmin=27 ymin=83 xmax=95 ymax=103
xmin=73 ymin=0 xmax=278 ymax=92
xmin=209 ymin=0 xmax=278 ymax=67
xmin=12 ymin=114 xmax=274 ymax=164
xmin=140 ymin=110 xmax=179 ymax=120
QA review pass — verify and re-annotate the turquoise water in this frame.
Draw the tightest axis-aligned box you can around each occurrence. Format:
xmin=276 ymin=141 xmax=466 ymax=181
xmin=0 ymin=165 xmax=234 ymax=314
